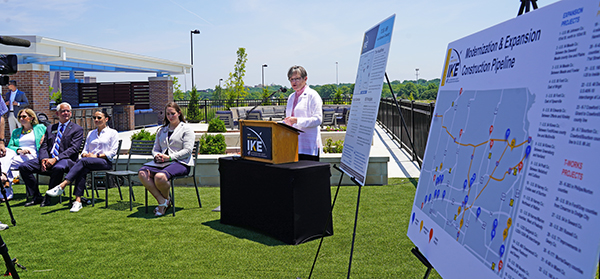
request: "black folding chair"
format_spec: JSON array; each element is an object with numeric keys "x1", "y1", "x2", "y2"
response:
[
  {"x1": 105, "y1": 140, "x2": 154, "y2": 211},
  {"x1": 88, "y1": 139, "x2": 123, "y2": 207}
]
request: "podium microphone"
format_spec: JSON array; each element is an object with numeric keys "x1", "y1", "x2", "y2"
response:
[
  {"x1": 0, "y1": 36, "x2": 31, "y2": 48},
  {"x1": 245, "y1": 87, "x2": 287, "y2": 120}
]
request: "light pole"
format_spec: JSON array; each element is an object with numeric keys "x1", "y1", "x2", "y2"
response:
[
  {"x1": 218, "y1": 78, "x2": 223, "y2": 99},
  {"x1": 336, "y1": 61, "x2": 339, "y2": 85},
  {"x1": 190, "y1": 29, "x2": 200, "y2": 89},
  {"x1": 415, "y1": 68, "x2": 419, "y2": 84},
  {"x1": 262, "y1": 64, "x2": 268, "y2": 89}
]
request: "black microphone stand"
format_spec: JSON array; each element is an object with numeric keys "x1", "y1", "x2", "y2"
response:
[{"x1": 245, "y1": 88, "x2": 287, "y2": 120}]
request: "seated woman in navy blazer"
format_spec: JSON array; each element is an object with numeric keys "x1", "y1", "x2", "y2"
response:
[
  {"x1": 138, "y1": 102, "x2": 194, "y2": 217},
  {"x1": 46, "y1": 109, "x2": 118, "y2": 212}
]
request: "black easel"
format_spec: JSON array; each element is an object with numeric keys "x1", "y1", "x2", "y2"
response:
[
  {"x1": 303, "y1": 164, "x2": 345, "y2": 279},
  {"x1": 299, "y1": 164, "x2": 363, "y2": 279},
  {"x1": 412, "y1": 247, "x2": 433, "y2": 279},
  {"x1": 384, "y1": 73, "x2": 421, "y2": 168},
  {"x1": 384, "y1": 73, "x2": 434, "y2": 276},
  {"x1": 517, "y1": 0, "x2": 538, "y2": 16}
]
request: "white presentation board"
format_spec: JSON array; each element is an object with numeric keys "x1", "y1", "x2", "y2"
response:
[
  {"x1": 407, "y1": 0, "x2": 600, "y2": 278},
  {"x1": 340, "y1": 15, "x2": 395, "y2": 186}
]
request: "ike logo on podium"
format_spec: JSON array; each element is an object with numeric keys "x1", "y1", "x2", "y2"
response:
[{"x1": 242, "y1": 126, "x2": 272, "y2": 160}]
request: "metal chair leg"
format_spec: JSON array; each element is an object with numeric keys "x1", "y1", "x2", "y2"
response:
[
  {"x1": 171, "y1": 180, "x2": 175, "y2": 216},
  {"x1": 194, "y1": 176, "x2": 201, "y2": 208}
]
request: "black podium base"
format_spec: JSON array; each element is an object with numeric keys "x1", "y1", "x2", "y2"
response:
[{"x1": 219, "y1": 157, "x2": 333, "y2": 245}]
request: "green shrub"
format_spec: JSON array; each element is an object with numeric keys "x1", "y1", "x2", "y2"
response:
[
  {"x1": 187, "y1": 87, "x2": 201, "y2": 123},
  {"x1": 131, "y1": 128, "x2": 156, "y2": 141},
  {"x1": 199, "y1": 133, "x2": 226, "y2": 154},
  {"x1": 207, "y1": 117, "x2": 227, "y2": 133},
  {"x1": 323, "y1": 138, "x2": 344, "y2": 153}
]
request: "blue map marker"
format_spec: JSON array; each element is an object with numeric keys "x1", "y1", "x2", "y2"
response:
[
  {"x1": 525, "y1": 145, "x2": 531, "y2": 158},
  {"x1": 443, "y1": 190, "x2": 446, "y2": 199},
  {"x1": 477, "y1": 207, "x2": 481, "y2": 218},
  {"x1": 464, "y1": 179, "x2": 467, "y2": 190},
  {"x1": 493, "y1": 219, "x2": 498, "y2": 228},
  {"x1": 491, "y1": 229, "x2": 496, "y2": 240},
  {"x1": 505, "y1": 129, "x2": 510, "y2": 140},
  {"x1": 499, "y1": 244, "x2": 505, "y2": 257}
]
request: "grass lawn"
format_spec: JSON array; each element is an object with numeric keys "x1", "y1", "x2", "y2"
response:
[{"x1": 0, "y1": 178, "x2": 441, "y2": 278}]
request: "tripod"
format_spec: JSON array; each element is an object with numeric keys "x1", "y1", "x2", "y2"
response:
[
  {"x1": 0, "y1": 234, "x2": 19, "y2": 278},
  {"x1": 0, "y1": 185, "x2": 16, "y2": 226}
]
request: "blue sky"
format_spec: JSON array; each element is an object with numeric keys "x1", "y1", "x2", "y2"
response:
[{"x1": 2, "y1": 0, "x2": 560, "y2": 91}]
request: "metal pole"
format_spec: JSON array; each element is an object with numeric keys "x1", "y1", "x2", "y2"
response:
[
  {"x1": 190, "y1": 30, "x2": 200, "y2": 89},
  {"x1": 336, "y1": 62, "x2": 339, "y2": 85}
]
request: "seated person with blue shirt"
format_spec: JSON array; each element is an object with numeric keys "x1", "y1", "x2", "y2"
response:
[
  {"x1": 21, "y1": 102, "x2": 84, "y2": 207},
  {"x1": 47, "y1": 109, "x2": 118, "y2": 212}
]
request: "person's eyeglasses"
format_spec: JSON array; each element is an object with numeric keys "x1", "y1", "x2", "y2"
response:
[
  {"x1": 289, "y1": 77, "x2": 304, "y2": 83},
  {"x1": 92, "y1": 116, "x2": 103, "y2": 120},
  {"x1": 18, "y1": 115, "x2": 29, "y2": 119},
  {"x1": 166, "y1": 112, "x2": 178, "y2": 116}
]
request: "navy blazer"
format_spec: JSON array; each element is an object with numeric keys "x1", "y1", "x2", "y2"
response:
[
  {"x1": 4, "y1": 89, "x2": 29, "y2": 117},
  {"x1": 39, "y1": 121, "x2": 84, "y2": 162}
]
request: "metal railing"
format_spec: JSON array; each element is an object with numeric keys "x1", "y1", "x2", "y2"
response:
[
  {"x1": 175, "y1": 97, "x2": 433, "y2": 166},
  {"x1": 377, "y1": 98, "x2": 435, "y2": 166},
  {"x1": 175, "y1": 97, "x2": 353, "y2": 123}
]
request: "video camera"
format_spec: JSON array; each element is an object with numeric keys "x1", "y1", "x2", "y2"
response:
[{"x1": 0, "y1": 36, "x2": 32, "y2": 86}]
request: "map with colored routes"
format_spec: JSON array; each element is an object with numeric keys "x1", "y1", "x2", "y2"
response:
[{"x1": 415, "y1": 88, "x2": 535, "y2": 274}]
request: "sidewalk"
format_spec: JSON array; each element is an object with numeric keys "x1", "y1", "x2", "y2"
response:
[
  {"x1": 117, "y1": 122, "x2": 421, "y2": 179},
  {"x1": 372, "y1": 124, "x2": 421, "y2": 178}
]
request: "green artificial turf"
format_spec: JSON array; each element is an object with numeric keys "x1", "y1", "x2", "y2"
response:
[{"x1": 0, "y1": 178, "x2": 442, "y2": 278}]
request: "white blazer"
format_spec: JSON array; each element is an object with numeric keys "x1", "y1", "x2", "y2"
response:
[
  {"x1": 285, "y1": 86, "x2": 323, "y2": 156},
  {"x1": 153, "y1": 122, "x2": 195, "y2": 166}
]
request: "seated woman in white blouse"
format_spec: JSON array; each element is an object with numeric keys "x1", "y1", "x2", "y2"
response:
[
  {"x1": 0, "y1": 108, "x2": 47, "y2": 200},
  {"x1": 46, "y1": 109, "x2": 118, "y2": 212}
]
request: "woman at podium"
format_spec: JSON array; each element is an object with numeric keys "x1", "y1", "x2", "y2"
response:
[{"x1": 284, "y1": 65, "x2": 323, "y2": 161}]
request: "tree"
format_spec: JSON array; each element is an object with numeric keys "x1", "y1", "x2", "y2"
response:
[
  {"x1": 172, "y1": 76, "x2": 185, "y2": 100},
  {"x1": 212, "y1": 85, "x2": 223, "y2": 100},
  {"x1": 49, "y1": 86, "x2": 61, "y2": 104},
  {"x1": 187, "y1": 86, "x2": 201, "y2": 123},
  {"x1": 224, "y1": 47, "x2": 248, "y2": 107}
]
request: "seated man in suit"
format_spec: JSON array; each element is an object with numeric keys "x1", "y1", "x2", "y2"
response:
[{"x1": 22, "y1": 102, "x2": 84, "y2": 207}]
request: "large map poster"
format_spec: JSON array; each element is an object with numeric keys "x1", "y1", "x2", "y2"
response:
[
  {"x1": 340, "y1": 15, "x2": 395, "y2": 185},
  {"x1": 407, "y1": 0, "x2": 600, "y2": 278}
]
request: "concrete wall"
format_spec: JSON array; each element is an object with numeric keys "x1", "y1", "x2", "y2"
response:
[{"x1": 114, "y1": 154, "x2": 388, "y2": 187}]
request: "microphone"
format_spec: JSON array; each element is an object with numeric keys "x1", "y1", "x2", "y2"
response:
[
  {"x1": 245, "y1": 87, "x2": 287, "y2": 120},
  {"x1": 0, "y1": 36, "x2": 31, "y2": 48}
]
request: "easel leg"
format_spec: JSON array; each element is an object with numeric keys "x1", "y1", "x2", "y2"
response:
[
  {"x1": 347, "y1": 178, "x2": 363, "y2": 279},
  {"x1": 411, "y1": 247, "x2": 433, "y2": 279},
  {"x1": 306, "y1": 165, "x2": 344, "y2": 279}
]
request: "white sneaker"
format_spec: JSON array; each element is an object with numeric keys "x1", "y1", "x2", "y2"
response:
[
  {"x1": 46, "y1": 186, "x2": 64, "y2": 197},
  {"x1": 0, "y1": 223, "x2": 8, "y2": 230},
  {"x1": 70, "y1": 201, "x2": 83, "y2": 213}
]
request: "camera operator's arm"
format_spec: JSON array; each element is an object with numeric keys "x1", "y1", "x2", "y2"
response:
[
  {"x1": 0, "y1": 115, "x2": 5, "y2": 157},
  {"x1": 0, "y1": 95, "x2": 8, "y2": 157}
]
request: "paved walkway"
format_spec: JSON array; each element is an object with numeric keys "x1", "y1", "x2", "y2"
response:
[{"x1": 118, "y1": 122, "x2": 421, "y2": 179}]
